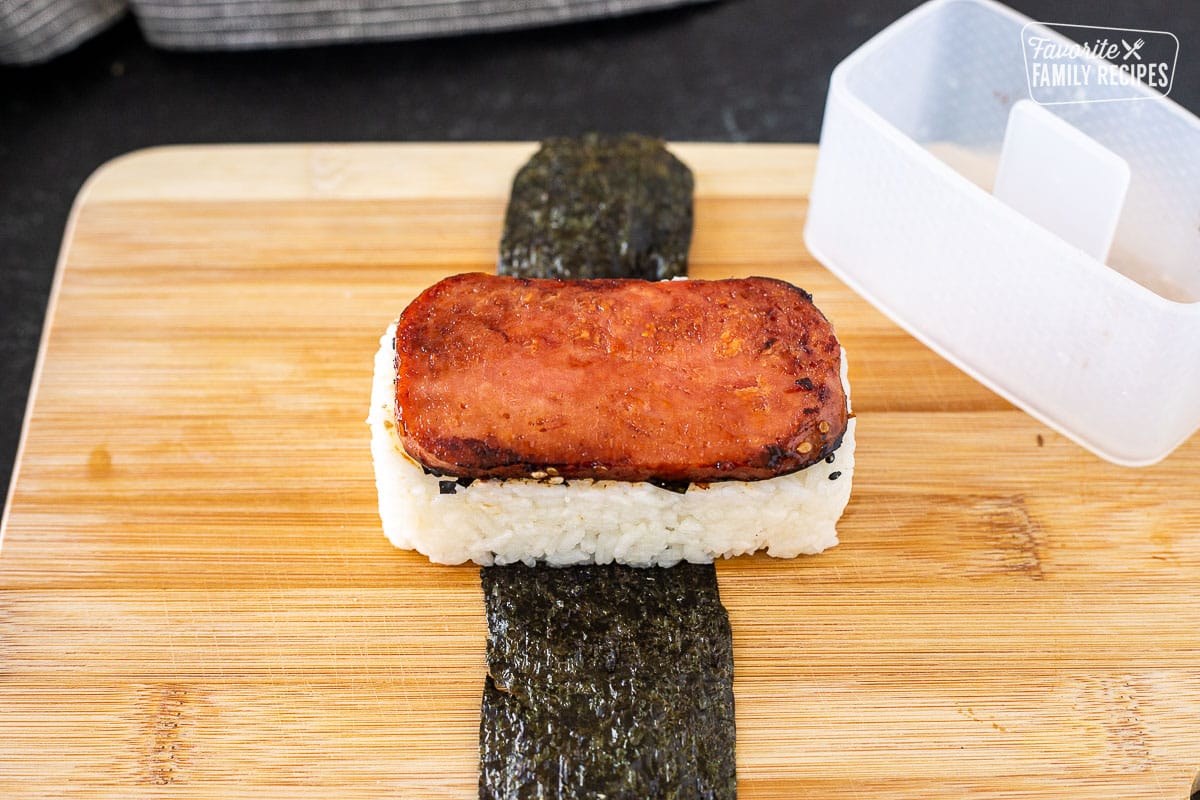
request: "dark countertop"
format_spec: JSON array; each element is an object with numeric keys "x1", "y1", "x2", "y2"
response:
[{"x1": 3, "y1": 0, "x2": 1199, "y2": 495}]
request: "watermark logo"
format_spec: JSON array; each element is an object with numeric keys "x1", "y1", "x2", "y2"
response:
[{"x1": 1021, "y1": 23, "x2": 1178, "y2": 105}]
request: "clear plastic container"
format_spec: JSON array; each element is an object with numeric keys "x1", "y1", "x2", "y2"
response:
[{"x1": 804, "y1": 0, "x2": 1200, "y2": 465}]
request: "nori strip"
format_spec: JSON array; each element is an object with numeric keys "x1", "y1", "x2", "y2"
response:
[
  {"x1": 479, "y1": 564, "x2": 736, "y2": 800},
  {"x1": 498, "y1": 133, "x2": 693, "y2": 281},
  {"x1": 480, "y1": 134, "x2": 735, "y2": 798}
]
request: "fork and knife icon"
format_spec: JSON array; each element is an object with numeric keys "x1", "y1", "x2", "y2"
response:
[{"x1": 1121, "y1": 37, "x2": 1145, "y2": 61}]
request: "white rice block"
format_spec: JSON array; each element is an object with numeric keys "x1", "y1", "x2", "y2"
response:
[{"x1": 368, "y1": 323, "x2": 855, "y2": 567}]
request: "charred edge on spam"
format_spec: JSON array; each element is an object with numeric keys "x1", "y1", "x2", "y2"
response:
[
  {"x1": 391, "y1": 362, "x2": 848, "y2": 491},
  {"x1": 434, "y1": 272, "x2": 815, "y2": 302},
  {"x1": 393, "y1": 392, "x2": 850, "y2": 493},
  {"x1": 405, "y1": 428, "x2": 848, "y2": 495}
]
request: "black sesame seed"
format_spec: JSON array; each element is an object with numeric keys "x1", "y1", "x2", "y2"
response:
[
  {"x1": 647, "y1": 478, "x2": 690, "y2": 494},
  {"x1": 795, "y1": 377, "x2": 815, "y2": 390},
  {"x1": 828, "y1": 471, "x2": 842, "y2": 481},
  {"x1": 438, "y1": 480, "x2": 458, "y2": 494},
  {"x1": 456, "y1": 477, "x2": 475, "y2": 489},
  {"x1": 825, "y1": 454, "x2": 836, "y2": 464}
]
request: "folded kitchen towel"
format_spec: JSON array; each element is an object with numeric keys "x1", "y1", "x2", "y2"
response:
[
  {"x1": 0, "y1": 0, "x2": 126, "y2": 64},
  {"x1": 134, "y1": 0, "x2": 716, "y2": 50},
  {"x1": 1, "y1": 0, "x2": 714, "y2": 64}
]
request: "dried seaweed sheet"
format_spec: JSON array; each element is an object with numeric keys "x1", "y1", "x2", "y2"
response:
[
  {"x1": 498, "y1": 133, "x2": 693, "y2": 281},
  {"x1": 479, "y1": 564, "x2": 736, "y2": 800},
  {"x1": 480, "y1": 134, "x2": 735, "y2": 798}
]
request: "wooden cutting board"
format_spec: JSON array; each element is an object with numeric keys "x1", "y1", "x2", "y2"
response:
[{"x1": 2, "y1": 144, "x2": 1198, "y2": 799}]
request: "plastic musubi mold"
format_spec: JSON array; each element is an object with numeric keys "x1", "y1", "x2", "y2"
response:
[{"x1": 805, "y1": 0, "x2": 1200, "y2": 465}]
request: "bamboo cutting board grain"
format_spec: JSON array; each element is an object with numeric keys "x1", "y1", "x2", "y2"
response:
[{"x1": 2, "y1": 143, "x2": 1198, "y2": 799}]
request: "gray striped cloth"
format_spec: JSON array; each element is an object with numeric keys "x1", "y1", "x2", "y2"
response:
[
  {"x1": 1, "y1": 0, "x2": 712, "y2": 64},
  {"x1": 1, "y1": 0, "x2": 125, "y2": 63}
]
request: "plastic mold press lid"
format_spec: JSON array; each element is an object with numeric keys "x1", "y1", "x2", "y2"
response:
[{"x1": 804, "y1": 0, "x2": 1200, "y2": 466}]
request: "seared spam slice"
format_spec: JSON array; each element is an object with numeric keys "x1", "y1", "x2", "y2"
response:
[{"x1": 394, "y1": 272, "x2": 847, "y2": 483}]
